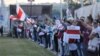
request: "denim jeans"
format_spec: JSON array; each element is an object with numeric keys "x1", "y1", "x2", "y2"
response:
[
  {"x1": 64, "y1": 43, "x2": 70, "y2": 56},
  {"x1": 58, "y1": 39, "x2": 63, "y2": 56},
  {"x1": 77, "y1": 43, "x2": 84, "y2": 56}
]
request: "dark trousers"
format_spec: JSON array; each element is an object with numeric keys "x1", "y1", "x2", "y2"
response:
[
  {"x1": 82, "y1": 43, "x2": 88, "y2": 56},
  {"x1": 54, "y1": 33, "x2": 58, "y2": 53},
  {"x1": 39, "y1": 35, "x2": 44, "y2": 44},
  {"x1": 45, "y1": 33, "x2": 51, "y2": 48},
  {"x1": 17, "y1": 31, "x2": 24, "y2": 38},
  {"x1": 21, "y1": 31, "x2": 24, "y2": 38},
  {"x1": 77, "y1": 43, "x2": 83, "y2": 56},
  {"x1": 70, "y1": 50, "x2": 78, "y2": 56},
  {"x1": 0, "y1": 30, "x2": 3, "y2": 36},
  {"x1": 88, "y1": 50, "x2": 98, "y2": 56},
  {"x1": 34, "y1": 31, "x2": 37, "y2": 41},
  {"x1": 14, "y1": 31, "x2": 18, "y2": 38}
]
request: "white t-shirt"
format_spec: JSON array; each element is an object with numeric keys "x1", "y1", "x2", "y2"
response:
[
  {"x1": 92, "y1": 26, "x2": 100, "y2": 37},
  {"x1": 17, "y1": 28, "x2": 22, "y2": 32},
  {"x1": 69, "y1": 43, "x2": 77, "y2": 51},
  {"x1": 91, "y1": 26, "x2": 100, "y2": 44}
]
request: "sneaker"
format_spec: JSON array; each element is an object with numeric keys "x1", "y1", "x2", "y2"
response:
[
  {"x1": 32, "y1": 40, "x2": 34, "y2": 42},
  {"x1": 58, "y1": 53, "x2": 61, "y2": 56},
  {"x1": 39, "y1": 44, "x2": 44, "y2": 47},
  {"x1": 47, "y1": 47, "x2": 51, "y2": 50}
]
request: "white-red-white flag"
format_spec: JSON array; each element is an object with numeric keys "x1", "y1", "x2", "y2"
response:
[
  {"x1": 63, "y1": 25, "x2": 80, "y2": 43},
  {"x1": 16, "y1": 4, "x2": 25, "y2": 21},
  {"x1": 66, "y1": 25, "x2": 80, "y2": 39}
]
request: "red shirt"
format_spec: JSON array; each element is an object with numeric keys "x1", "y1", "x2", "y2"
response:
[{"x1": 57, "y1": 31, "x2": 63, "y2": 39}]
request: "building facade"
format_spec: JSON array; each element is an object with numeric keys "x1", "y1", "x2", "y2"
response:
[
  {"x1": 10, "y1": 5, "x2": 52, "y2": 17},
  {"x1": 0, "y1": 0, "x2": 10, "y2": 33}
]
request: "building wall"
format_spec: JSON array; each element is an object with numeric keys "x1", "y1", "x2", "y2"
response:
[
  {"x1": 0, "y1": 7, "x2": 10, "y2": 33},
  {"x1": 10, "y1": 5, "x2": 52, "y2": 17},
  {"x1": 21, "y1": 5, "x2": 42, "y2": 16}
]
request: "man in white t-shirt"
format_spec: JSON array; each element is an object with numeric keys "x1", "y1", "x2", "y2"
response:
[
  {"x1": 90, "y1": 21, "x2": 100, "y2": 40},
  {"x1": 88, "y1": 21, "x2": 100, "y2": 56}
]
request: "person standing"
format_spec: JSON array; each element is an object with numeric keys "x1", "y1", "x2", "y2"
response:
[
  {"x1": 33, "y1": 24, "x2": 38, "y2": 41},
  {"x1": 44, "y1": 24, "x2": 51, "y2": 48},
  {"x1": 17, "y1": 23, "x2": 23, "y2": 38},
  {"x1": 77, "y1": 15, "x2": 93, "y2": 56},
  {"x1": 13, "y1": 25, "x2": 18, "y2": 38},
  {"x1": 88, "y1": 19, "x2": 100, "y2": 56},
  {"x1": 0, "y1": 25, "x2": 3, "y2": 36},
  {"x1": 54, "y1": 30, "x2": 59, "y2": 54}
]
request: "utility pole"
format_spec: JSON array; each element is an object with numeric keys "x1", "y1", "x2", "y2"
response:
[
  {"x1": 80, "y1": 0, "x2": 84, "y2": 7},
  {"x1": 64, "y1": 0, "x2": 69, "y2": 19},
  {"x1": 80, "y1": 0, "x2": 84, "y2": 18},
  {"x1": 60, "y1": 0, "x2": 63, "y2": 19},
  {"x1": 66, "y1": 0, "x2": 69, "y2": 19}
]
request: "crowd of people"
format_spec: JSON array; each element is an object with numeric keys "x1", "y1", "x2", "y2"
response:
[{"x1": 11, "y1": 15, "x2": 100, "y2": 56}]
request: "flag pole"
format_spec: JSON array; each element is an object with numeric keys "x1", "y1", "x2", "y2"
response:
[{"x1": 80, "y1": 0, "x2": 83, "y2": 7}]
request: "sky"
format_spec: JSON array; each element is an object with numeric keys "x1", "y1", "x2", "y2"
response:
[{"x1": 3, "y1": 0, "x2": 61, "y2": 6}]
